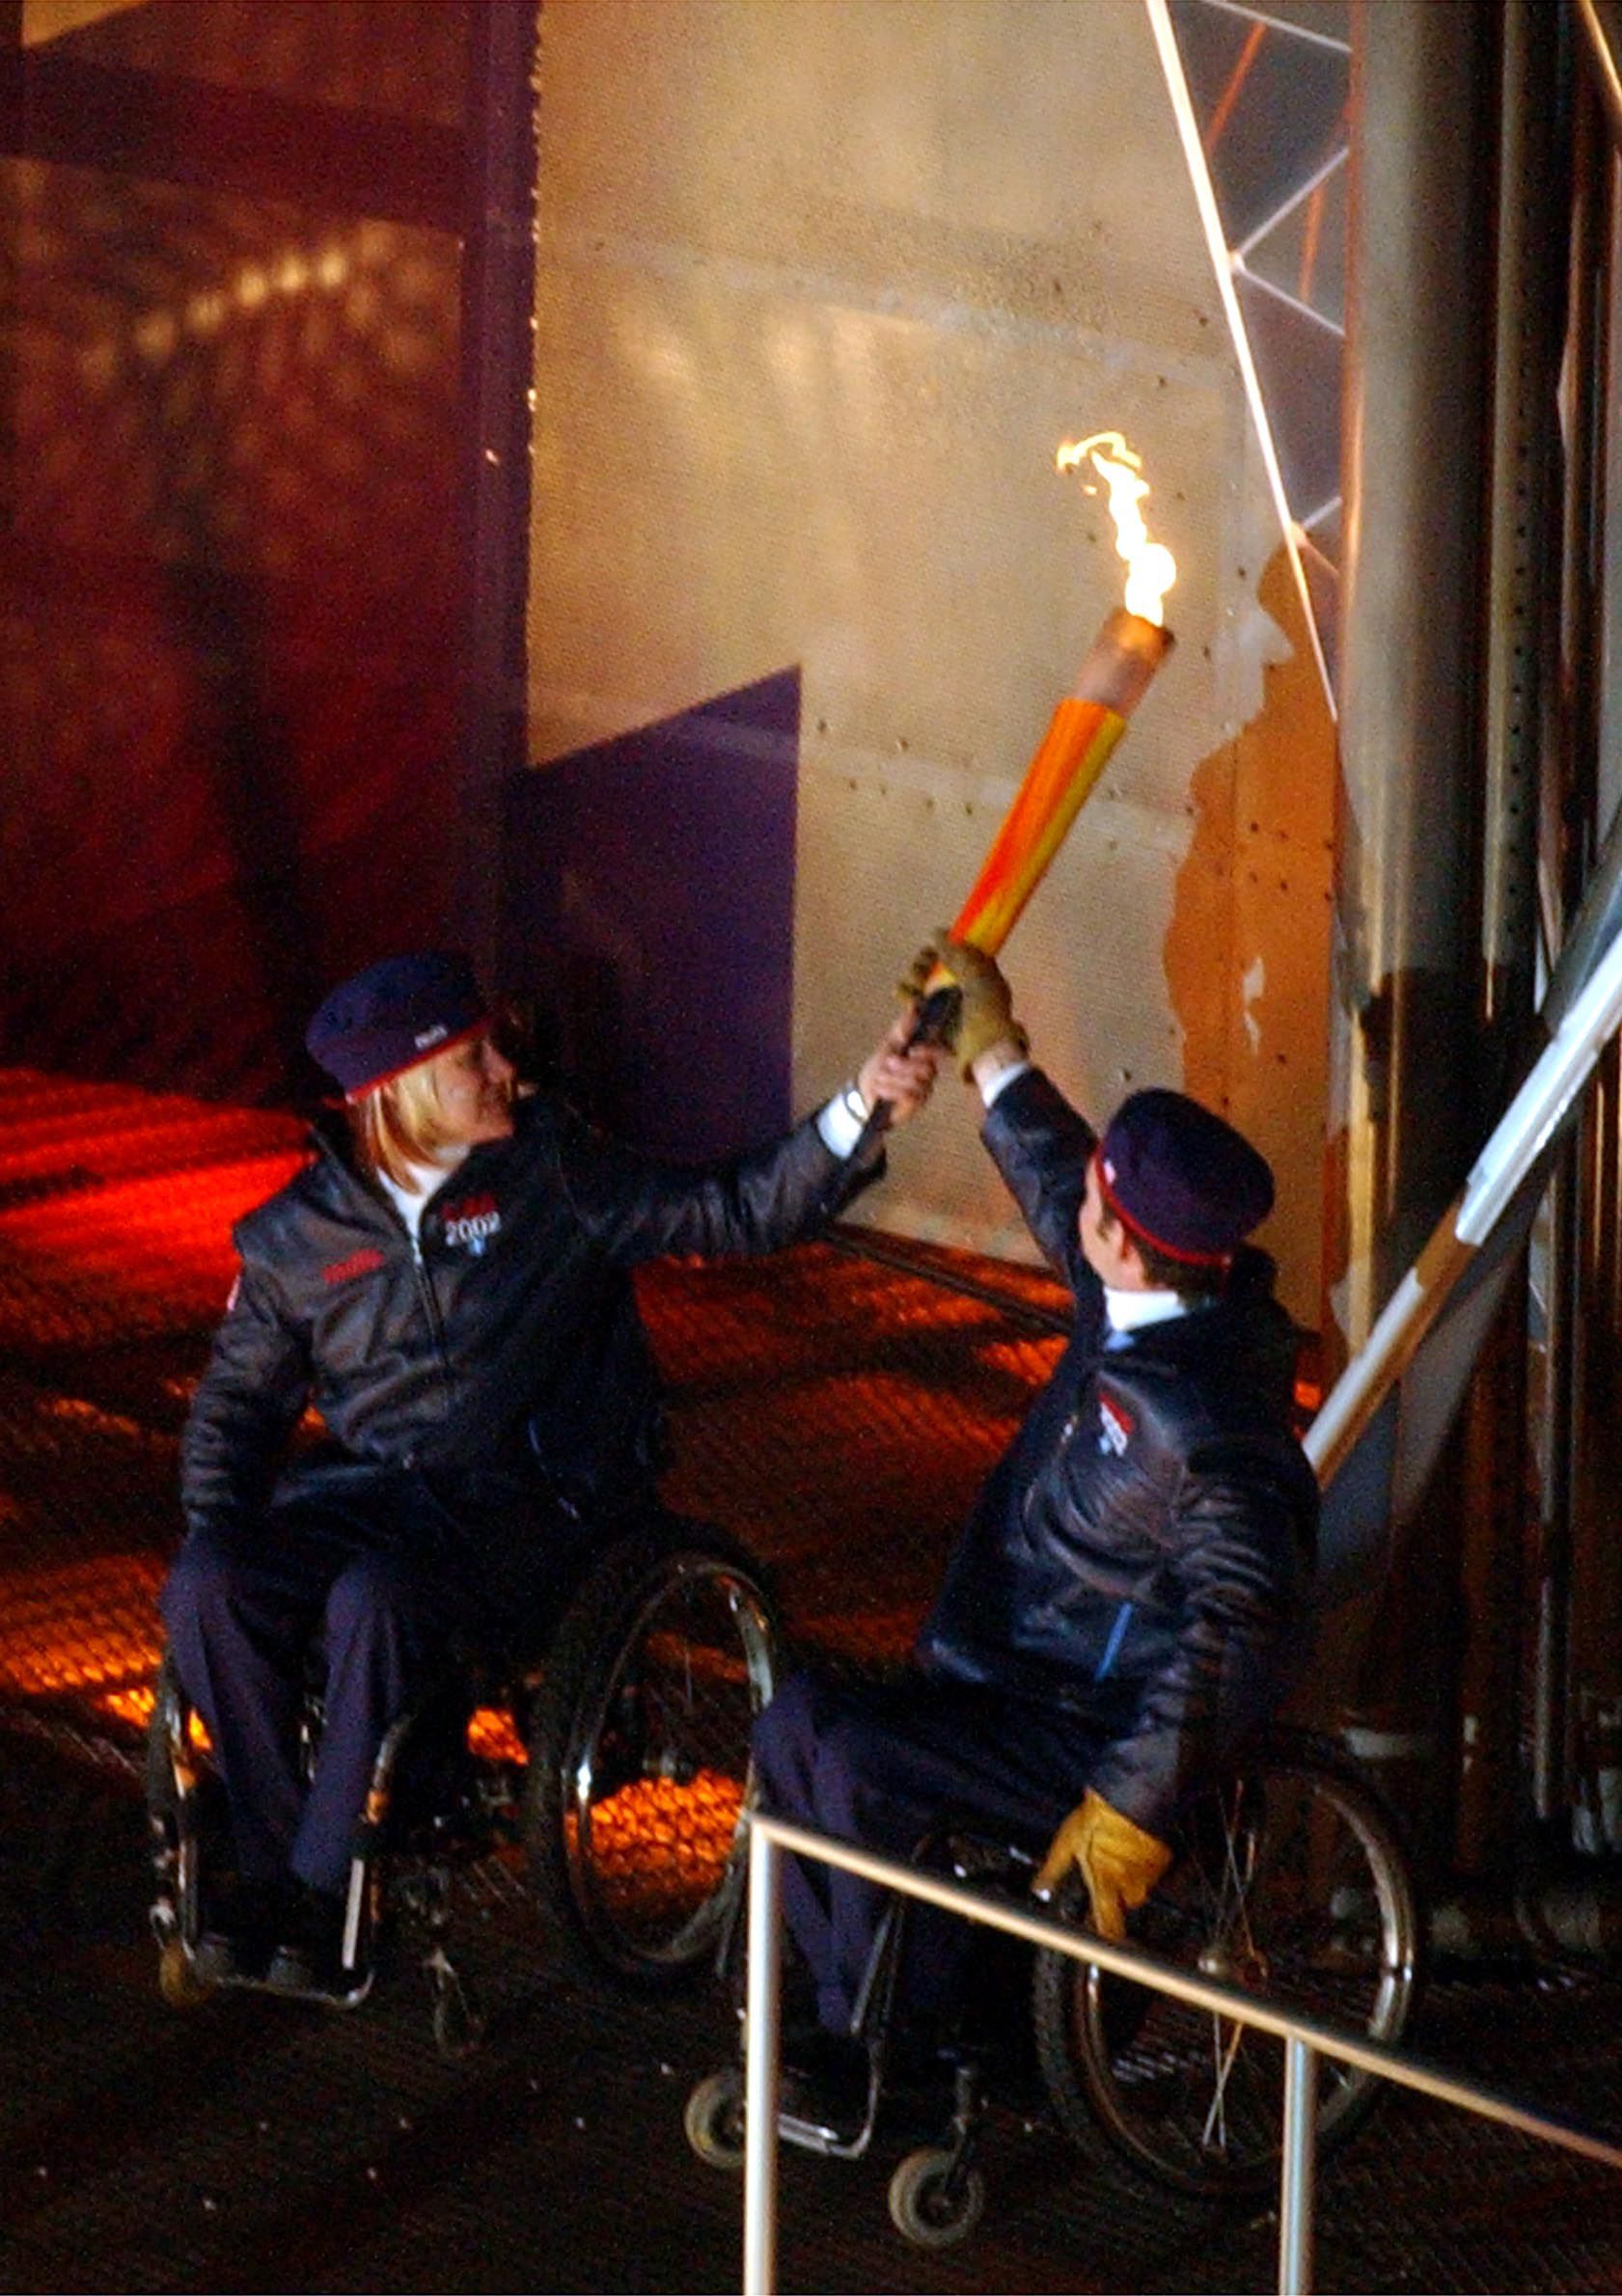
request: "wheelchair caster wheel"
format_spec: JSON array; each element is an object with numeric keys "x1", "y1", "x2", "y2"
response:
[
  {"x1": 887, "y1": 2146, "x2": 985, "y2": 2250},
  {"x1": 157, "y1": 1936, "x2": 215, "y2": 2010},
  {"x1": 427, "y1": 1958, "x2": 486, "y2": 2062},
  {"x1": 683, "y1": 2069, "x2": 746, "y2": 2171}
]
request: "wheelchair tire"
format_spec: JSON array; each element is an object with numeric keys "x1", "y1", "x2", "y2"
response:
[
  {"x1": 145, "y1": 1648, "x2": 188, "y2": 1822},
  {"x1": 522, "y1": 1517, "x2": 781, "y2": 1989},
  {"x1": 887, "y1": 2146, "x2": 986, "y2": 2250},
  {"x1": 683, "y1": 2069, "x2": 747, "y2": 2171},
  {"x1": 428, "y1": 1959, "x2": 487, "y2": 2062},
  {"x1": 147, "y1": 1648, "x2": 216, "y2": 1968},
  {"x1": 146, "y1": 1646, "x2": 311, "y2": 1847},
  {"x1": 156, "y1": 1935, "x2": 215, "y2": 2009},
  {"x1": 1031, "y1": 1728, "x2": 1423, "y2": 2200},
  {"x1": 147, "y1": 1653, "x2": 213, "y2": 1827}
]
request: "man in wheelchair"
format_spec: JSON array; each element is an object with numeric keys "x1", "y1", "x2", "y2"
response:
[
  {"x1": 159, "y1": 947, "x2": 937, "y2": 1998},
  {"x1": 750, "y1": 933, "x2": 1320, "y2": 2131}
]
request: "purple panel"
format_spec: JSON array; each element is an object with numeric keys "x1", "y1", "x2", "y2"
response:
[{"x1": 499, "y1": 671, "x2": 800, "y2": 1162}]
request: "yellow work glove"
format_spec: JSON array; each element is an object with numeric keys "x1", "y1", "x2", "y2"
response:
[
  {"x1": 1032, "y1": 1788, "x2": 1173, "y2": 1942},
  {"x1": 896, "y1": 930, "x2": 1028, "y2": 1081}
]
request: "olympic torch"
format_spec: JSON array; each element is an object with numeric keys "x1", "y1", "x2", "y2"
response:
[{"x1": 903, "y1": 432, "x2": 1177, "y2": 1055}]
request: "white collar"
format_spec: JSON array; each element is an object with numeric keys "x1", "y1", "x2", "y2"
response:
[
  {"x1": 380, "y1": 1158, "x2": 450, "y2": 1207},
  {"x1": 1103, "y1": 1284, "x2": 1189, "y2": 1335}
]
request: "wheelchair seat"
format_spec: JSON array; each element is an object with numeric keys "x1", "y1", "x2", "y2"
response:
[{"x1": 148, "y1": 1508, "x2": 782, "y2": 2055}]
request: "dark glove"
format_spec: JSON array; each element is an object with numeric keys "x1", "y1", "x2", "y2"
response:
[
  {"x1": 899, "y1": 930, "x2": 1027, "y2": 1080},
  {"x1": 1032, "y1": 1788, "x2": 1173, "y2": 1941}
]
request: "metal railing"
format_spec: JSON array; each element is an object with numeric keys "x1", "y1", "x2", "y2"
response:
[{"x1": 741, "y1": 1812, "x2": 1622, "y2": 2296}]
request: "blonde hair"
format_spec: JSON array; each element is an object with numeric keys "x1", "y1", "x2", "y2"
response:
[{"x1": 347, "y1": 1060, "x2": 462, "y2": 1187}]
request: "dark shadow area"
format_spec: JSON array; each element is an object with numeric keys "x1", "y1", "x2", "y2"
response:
[
  {"x1": 1, "y1": 5, "x2": 468, "y2": 1107},
  {"x1": 500, "y1": 671, "x2": 800, "y2": 1162}
]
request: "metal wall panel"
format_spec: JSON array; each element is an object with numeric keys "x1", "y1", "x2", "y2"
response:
[{"x1": 526, "y1": 0, "x2": 1332, "y2": 1322}]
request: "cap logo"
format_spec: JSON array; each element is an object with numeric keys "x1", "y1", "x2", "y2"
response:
[{"x1": 413, "y1": 1023, "x2": 450, "y2": 1051}]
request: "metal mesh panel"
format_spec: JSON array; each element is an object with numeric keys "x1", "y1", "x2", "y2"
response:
[
  {"x1": 0, "y1": 1070, "x2": 1063, "y2": 1753},
  {"x1": 8, "y1": 1075, "x2": 1622, "y2": 2294}
]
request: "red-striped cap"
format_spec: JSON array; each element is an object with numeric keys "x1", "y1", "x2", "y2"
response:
[
  {"x1": 1096, "y1": 1089, "x2": 1273, "y2": 1268},
  {"x1": 305, "y1": 951, "x2": 488, "y2": 1100}
]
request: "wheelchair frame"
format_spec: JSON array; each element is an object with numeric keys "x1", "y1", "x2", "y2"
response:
[
  {"x1": 148, "y1": 1513, "x2": 782, "y2": 2055},
  {"x1": 685, "y1": 1724, "x2": 1424, "y2": 2248}
]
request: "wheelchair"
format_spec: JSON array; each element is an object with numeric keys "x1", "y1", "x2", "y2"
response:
[
  {"x1": 684, "y1": 1724, "x2": 1424, "y2": 2248},
  {"x1": 148, "y1": 1510, "x2": 782, "y2": 2055}
]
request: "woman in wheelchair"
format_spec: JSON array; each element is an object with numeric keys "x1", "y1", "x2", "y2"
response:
[
  {"x1": 740, "y1": 933, "x2": 1320, "y2": 2134},
  {"x1": 158, "y1": 947, "x2": 937, "y2": 2000}
]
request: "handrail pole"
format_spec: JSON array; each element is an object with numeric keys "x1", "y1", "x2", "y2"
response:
[
  {"x1": 742, "y1": 1831, "x2": 782, "y2": 2296},
  {"x1": 1278, "y1": 2036, "x2": 1318, "y2": 2296},
  {"x1": 751, "y1": 1814, "x2": 1622, "y2": 2156},
  {"x1": 737, "y1": 1813, "x2": 1622, "y2": 2294}
]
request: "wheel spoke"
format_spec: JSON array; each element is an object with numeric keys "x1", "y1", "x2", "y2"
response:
[
  {"x1": 1200, "y1": 2012, "x2": 1245, "y2": 2155},
  {"x1": 1033, "y1": 1734, "x2": 1421, "y2": 2199},
  {"x1": 524, "y1": 1530, "x2": 779, "y2": 1985}
]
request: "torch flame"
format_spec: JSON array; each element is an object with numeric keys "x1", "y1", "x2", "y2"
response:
[{"x1": 1057, "y1": 430, "x2": 1177, "y2": 626}]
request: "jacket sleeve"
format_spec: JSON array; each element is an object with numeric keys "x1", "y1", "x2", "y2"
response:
[
  {"x1": 1086, "y1": 1443, "x2": 1314, "y2": 1837},
  {"x1": 178, "y1": 1257, "x2": 314, "y2": 1542},
  {"x1": 980, "y1": 1068, "x2": 1096, "y2": 1283},
  {"x1": 552, "y1": 1103, "x2": 884, "y2": 1266}
]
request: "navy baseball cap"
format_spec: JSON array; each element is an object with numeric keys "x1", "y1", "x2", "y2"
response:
[
  {"x1": 1096, "y1": 1088, "x2": 1274, "y2": 1267},
  {"x1": 305, "y1": 951, "x2": 489, "y2": 1100}
]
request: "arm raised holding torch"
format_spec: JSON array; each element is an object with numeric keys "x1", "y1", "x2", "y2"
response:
[
  {"x1": 740, "y1": 971, "x2": 1314, "y2": 2103},
  {"x1": 701, "y1": 452, "x2": 1316, "y2": 2102}
]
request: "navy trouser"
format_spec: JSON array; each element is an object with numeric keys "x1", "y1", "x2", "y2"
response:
[
  {"x1": 160, "y1": 1467, "x2": 588, "y2": 1894},
  {"x1": 752, "y1": 1666, "x2": 1107, "y2": 2036}
]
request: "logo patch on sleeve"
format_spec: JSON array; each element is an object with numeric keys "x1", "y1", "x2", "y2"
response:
[
  {"x1": 1098, "y1": 1392, "x2": 1136, "y2": 1457},
  {"x1": 322, "y1": 1246, "x2": 386, "y2": 1286}
]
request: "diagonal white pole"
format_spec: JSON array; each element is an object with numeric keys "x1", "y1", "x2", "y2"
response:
[
  {"x1": 1306, "y1": 914, "x2": 1622, "y2": 1484},
  {"x1": 1142, "y1": 0, "x2": 1336, "y2": 718}
]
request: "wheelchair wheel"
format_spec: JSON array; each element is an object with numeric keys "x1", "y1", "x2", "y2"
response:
[
  {"x1": 1031, "y1": 1729, "x2": 1423, "y2": 2200},
  {"x1": 147, "y1": 1649, "x2": 214, "y2": 1970},
  {"x1": 147, "y1": 1645, "x2": 319, "y2": 1844},
  {"x1": 147, "y1": 1648, "x2": 207, "y2": 1823},
  {"x1": 887, "y1": 2146, "x2": 986, "y2": 2250},
  {"x1": 156, "y1": 1933, "x2": 215, "y2": 2009},
  {"x1": 683, "y1": 2068, "x2": 747, "y2": 2171},
  {"x1": 427, "y1": 1951, "x2": 487, "y2": 2062},
  {"x1": 522, "y1": 1518, "x2": 780, "y2": 1989}
]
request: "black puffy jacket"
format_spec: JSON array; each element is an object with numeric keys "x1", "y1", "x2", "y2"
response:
[
  {"x1": 915, "y1": 1068, "x2": 1318, "y2": 1838},
  {"x1": 180, "y1": 1089, "x2": 879, "y2": 1540}
]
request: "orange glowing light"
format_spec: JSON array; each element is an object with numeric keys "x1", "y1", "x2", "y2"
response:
[
  {"x1": 469, "y1": 1706, "x2": 527, "y2": 1763},
  {"x1": 930, "y1": 435, "x2": 1175, "y2": 966},
  {"x1": 564, "y1": 1772, "x2": 744, "y2": 1914},
  {"x1": 1056, "y1": 431, "x2": 1178, "y2": 624}
]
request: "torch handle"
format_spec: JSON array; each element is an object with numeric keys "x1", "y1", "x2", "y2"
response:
[
  {"x1": 849, "y1": 982, "x2": 963, "y2": 1156},
  {"x1": 905, "y1": 981, "x2": 965, "y2": 1052},
  {"x1": 846, "y1": 613, "x2": 1171, "y2": 1162}
]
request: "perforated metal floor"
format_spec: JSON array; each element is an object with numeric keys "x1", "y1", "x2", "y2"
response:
[{"x1": 4, "y1": 1072, "x2": 1622, "y2": 2294}]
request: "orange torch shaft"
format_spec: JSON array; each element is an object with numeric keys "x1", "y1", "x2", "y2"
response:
[{"x1": 949, "y1": 607, "x2": 1174, "y2": 957}]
